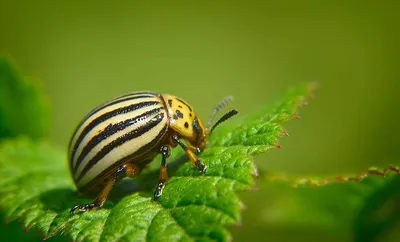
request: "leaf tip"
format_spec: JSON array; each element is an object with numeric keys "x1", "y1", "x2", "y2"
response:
[
  {"x1": 387, "y1": 165, "x2": 400, "y2": 174},
  {"x1": 293, "y1": 113, "x2": 301, "y2": 119},
  {"x1": 280, "y1": 129, "x2": 290, "y2": 136}
]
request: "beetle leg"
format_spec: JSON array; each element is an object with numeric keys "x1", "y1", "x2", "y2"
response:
[
  {"x1": 70, "y1": 178, "x2": 116, "y2": 214},
  {"x1": 124, "y1": 163, "x2": 142, "y2": 178},
  {"x1": 187, "y1": 143, "x2": 202, "y2": 154},
  {"x1": 70, "y1": 165, "x2": 127, "y2": 214},
  {"x1": 153, "y1": 145, "x2": 171, "y2": 200},
  {"x1": 172, "y1": 135, "x2": 207, "y2": 174}
]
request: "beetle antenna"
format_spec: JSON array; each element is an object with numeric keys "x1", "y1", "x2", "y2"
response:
[
  {"x1": 207, "y1": 96, "x2": 234, "y2": 129},
  {"x1": 209, "y1": 110, "x2": 238, "y2": 134}
]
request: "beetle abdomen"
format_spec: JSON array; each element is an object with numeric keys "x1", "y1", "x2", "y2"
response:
[{"x1": 69, "y1": 92, "x2": 168, "y2": 189}]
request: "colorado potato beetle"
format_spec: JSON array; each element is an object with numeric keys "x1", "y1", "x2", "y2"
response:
[{"x1": 69, "y1": 91, "x2": 237, "y2": 213}]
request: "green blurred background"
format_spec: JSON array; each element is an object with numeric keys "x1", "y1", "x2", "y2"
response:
[{"x1": 1, "y1": 1, "x2": 399, "y2": 241}]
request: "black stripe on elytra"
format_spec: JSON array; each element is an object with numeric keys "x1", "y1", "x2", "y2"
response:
[
  {"x1": 73, "y1": 107, "x2": 164, "y2": 172},
  {"x1": 71, "y1": 100, "x2": 160, "y2": 165},
  {"x1": 105, "y1": 92, "x2": 158, "y2": 103},
  {"x1": 77, "y1": 112, "x2": 165, "y2": 181},
  {"x1": 68, "y1": 94, "x2": 155, "y2": 154},
  {"x1": 79, "y1": 124, "x2": 168, "y2": 190},
  {"x1": 176, "y1": 98, "x2": 192, "y2": 111},
  {"x1": 87, "y1": 95, "x2": 155, "y2": 120}
]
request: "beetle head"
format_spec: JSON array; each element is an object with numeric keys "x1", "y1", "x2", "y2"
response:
[{"x1": 163, "y1": 94, "x2": 237, "y2": 152}]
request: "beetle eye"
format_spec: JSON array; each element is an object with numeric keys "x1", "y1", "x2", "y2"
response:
[{"x1": 192, "y1": 118, "x2": 203, "y2": 142}]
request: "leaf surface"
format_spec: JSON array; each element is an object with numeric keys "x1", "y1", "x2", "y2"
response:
[
  {"x1": 0, "y1": 83, "x2": 315, "y2": 241},
  {"x1": 0, "y1": 55, "x2": 51, "y2": 139}
]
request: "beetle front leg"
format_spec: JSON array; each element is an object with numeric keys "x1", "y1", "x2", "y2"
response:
[
  {"x1": 154, "y1": 145, "x2": 171, "y2": 200},
  {"x1": 172, "y1": 135, "x2": 207, "y2": 174}
]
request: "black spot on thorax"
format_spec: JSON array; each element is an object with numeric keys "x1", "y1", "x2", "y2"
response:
[{"x1": 176, "y1": 110, "x2": 184, "y2": 119}]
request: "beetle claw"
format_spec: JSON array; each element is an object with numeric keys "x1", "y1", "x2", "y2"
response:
[
  {"x1": 197, "y1": 162, "x2": 207, "y2": 174},
  {"x1": 153, "y1": 182, "x2": 166, "y2": 200},
  {"x1": 70, "y1": 204, "x2": 93, "y2": 214},
  {"x1": 202, "y1": 166, "x2": 207, "y2": 174},
  {"x1": 70, "y1": 200, "x2": 104, "y2": 214}
]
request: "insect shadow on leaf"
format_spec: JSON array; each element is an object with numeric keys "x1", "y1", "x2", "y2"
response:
[{"x1": 38, "y1": 153, "x2": 190, "y2": 214}]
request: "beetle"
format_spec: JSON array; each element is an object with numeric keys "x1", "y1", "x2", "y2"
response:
[{"x1": 69, "y1": 91, "x2": 238, "y2": 213}]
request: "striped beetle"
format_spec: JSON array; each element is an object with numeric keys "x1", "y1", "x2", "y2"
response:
[{"x1": 69, "y1": 91, "x2": 237, "y2": 213}]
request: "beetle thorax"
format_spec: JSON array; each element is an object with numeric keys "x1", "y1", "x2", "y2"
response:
[{"x1": 161, "y1": 94, "x2": 207, "y2": 148}]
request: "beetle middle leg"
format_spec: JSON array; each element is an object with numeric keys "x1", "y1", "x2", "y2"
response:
[
  {"x1": 172, "y1": 135, "x2": 207, "y2": 174},
  {"x1": 153, "y1": 145, "x2": 171, "y2": 200},
  {"x1": 70, "y1": 164, "x2": 140, "y2": 214}
]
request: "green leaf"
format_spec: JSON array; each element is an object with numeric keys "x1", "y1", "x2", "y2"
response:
[
  {"x1": 0, "y1": 83, "x2": 314, "y2": 241},
  {"x1": 0, "y1": 55, "x2": 51, "y2": 139},
  {"x1": 263, "y1": 165, "x2": 400, "y2": 188},
  {"x1": 354, "y1": 174, "x2": 400, "y2": 242},
  {"x1": 245, "y1": 166, "x2": 400, "y2": 240}
]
